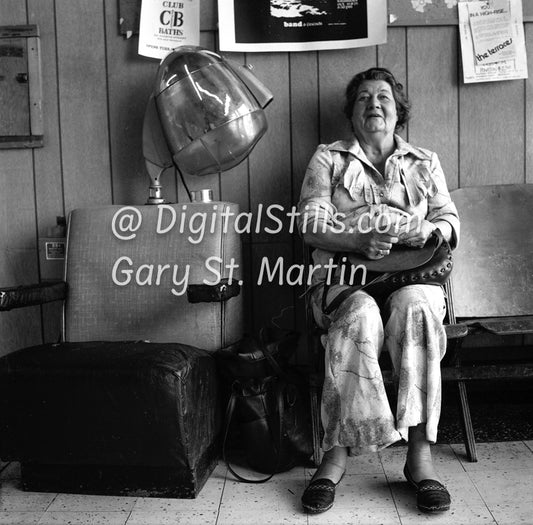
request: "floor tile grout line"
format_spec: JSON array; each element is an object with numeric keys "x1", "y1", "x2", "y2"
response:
[
  {"x1": 463, "y1": 465, "x2": 502, "y2": 525},
  {"x1": 447, "y1": 443, "x2": 503, "y2": 524},
  {"x1": 302, "y1": 466, "x2": 310, "y2": 525},
  {"x1": 523, "y1": 439, "x2": 533, "y2": 454},
  {"x1": 384, "y1": 472, "x2": 405, "y2": 524},
  {"x1": 214, "y1": 465, "x2": 229, "y2": 525},
  {"x1": 35, "y1": 509, "x2": 134, "y2": 525},
  {"x1": 41, "y1": 491, "x2": 59, "y2": 514},
  {"x1": 378, "y1": 450, "x2": 404, "y2": 525},
  {"x1": 448, "y1": 442, "x2": 468, "y2": 472},
  {"x1": 124, "y1": 507, "x2": 134, "y2": 524}
]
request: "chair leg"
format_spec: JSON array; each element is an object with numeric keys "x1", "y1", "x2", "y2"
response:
[
  {"x1": 457, "y1": 380, "x2": 477, "y2": 462},
  {"x1": 309, "y1": 381, "x2": 323, "y2": 467}
]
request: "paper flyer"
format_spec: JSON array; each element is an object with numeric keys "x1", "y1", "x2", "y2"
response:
[
  {"x1": 218, "y1": 0, "x2": 387, "y2": 52},
  {"x1": 458, "y1": 0, "x2": 527, "y2": 83},
  {"x1": 138, "y1": 0, "x2": 200, "y2": 59}
]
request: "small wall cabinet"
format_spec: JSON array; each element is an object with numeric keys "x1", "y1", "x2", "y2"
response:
[{"x1": 0, "y1": 25, "x2": 43, "y2": 149}]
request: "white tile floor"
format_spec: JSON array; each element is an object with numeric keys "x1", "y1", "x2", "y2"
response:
[{"x1": 1, "y1": 441, "x2": 533, "y2": 525}]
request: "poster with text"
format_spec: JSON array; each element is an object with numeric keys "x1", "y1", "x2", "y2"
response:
[
  {"x1": 458, "y1": 0, "x2": 527, "y2": 83},
  {"x1": 138, "y1": 0, "x2": 200, "y2": 59},
  {"x1": 218, "y1": 0, "x2": 387, "y2": 52}
]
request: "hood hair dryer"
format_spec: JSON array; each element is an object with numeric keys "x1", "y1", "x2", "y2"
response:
[{"x1": 142, "y1": 45, "x2": 273, "y2": 204}]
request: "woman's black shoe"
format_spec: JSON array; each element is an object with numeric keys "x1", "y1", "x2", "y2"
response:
[
  {"x1": 403, "y1": 464, "x2": 451, "y2": 513},
  {"x1": 301, "y1": 478, "x2": 338, "y2": 514}
]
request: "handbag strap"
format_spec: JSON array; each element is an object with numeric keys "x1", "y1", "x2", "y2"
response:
[
  {"x1": 320, "y1": 253, "x2": 392, "y2": 315},
  {"x1": 222, "y1": 379, "x2": 285, "y2": 483},
  {"x1": 321, "y1": 273, "x2": 392, "y2": 316}
]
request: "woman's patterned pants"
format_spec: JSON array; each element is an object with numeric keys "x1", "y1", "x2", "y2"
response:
[{"x1": 311, "y1": 283, "x2": 447, "y2": 455}]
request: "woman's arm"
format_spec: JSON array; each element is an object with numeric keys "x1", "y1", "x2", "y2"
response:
[
  {"x1": 302, "y1": 223, "x2": 399, "y2": 258},
  {"x1": 400, "y1": 153, "x2": 459, "y2": 248},
  {"x1": 425, "y1": 153, "x2": 460, "y2": 247},
  {"x1": 297, "y1": 147, "x2": 398, "y2": 259},
  {"x1": 432, "y1": 220, "x2": 453, "y2": 243}
]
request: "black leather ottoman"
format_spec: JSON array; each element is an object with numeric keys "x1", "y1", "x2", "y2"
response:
[{"x1": 0, "y1": 341, "x2": 220, "y2": 498}]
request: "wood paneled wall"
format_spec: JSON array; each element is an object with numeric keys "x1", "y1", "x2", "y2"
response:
[{"x1": 1, "y1": 0, "x2": 532, "y2": 356}]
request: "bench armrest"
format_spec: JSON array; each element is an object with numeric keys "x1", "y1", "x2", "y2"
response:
[
  {"x1": 445, "y1": 323, "x2": 469, "y2": 340},
  {"x1": 0, "y1": 281, "x2": 67, "y2": 311},
  {"x1": 469, "y1": 316, "x2": 533, "y2": 336}
]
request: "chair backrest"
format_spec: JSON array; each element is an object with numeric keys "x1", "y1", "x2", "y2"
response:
[
  {"x1": 63, "y1": 203, "x2": 243, "y2": 351},
  {"x1": 449, "y1": 184, "x2": 533, "y2": 320}
]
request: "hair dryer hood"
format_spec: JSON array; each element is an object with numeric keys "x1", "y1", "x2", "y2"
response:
[{"x1": 153, "y1": 46, "x2": 272, "y2": 176}]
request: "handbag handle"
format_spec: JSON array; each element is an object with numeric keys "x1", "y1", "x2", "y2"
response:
[
  {"x1": 259, "y1": 331, "x2": 308, "y2": 390},
  {"x1": 222, "y1": 378, "x2": 286, "y2": 483}
]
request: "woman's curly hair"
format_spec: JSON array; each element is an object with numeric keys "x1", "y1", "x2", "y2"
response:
[{"x1": 343, "y1": 67, "x2": 411, "y2": 131}]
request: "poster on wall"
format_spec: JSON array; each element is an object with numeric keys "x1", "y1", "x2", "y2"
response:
[
  {"x1": 138, "y1": 0, "x2": 200, "y2": 59},
  {"x1": 218, "y1": 0, "x2": 387, "y2": 52},
  {"x1": 458, "y1": 0, "x2": 528, "y2": 83}
]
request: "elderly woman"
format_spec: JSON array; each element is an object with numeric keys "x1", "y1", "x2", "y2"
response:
[{"x1": 298, "y1": 67, "x2": 459, "y2": 514}]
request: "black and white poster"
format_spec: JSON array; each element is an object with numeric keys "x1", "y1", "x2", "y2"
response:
[{"x1": 218, "y1": 0, "x2": 387, "y2": 52}]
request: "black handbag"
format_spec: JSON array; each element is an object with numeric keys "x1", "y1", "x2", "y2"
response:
[
  {"x1": 322, "y1": 230, "x2": 453, "y2": 315},
  {"x1": 216, "y1": 328, "x2": 313, "y2": 483}
]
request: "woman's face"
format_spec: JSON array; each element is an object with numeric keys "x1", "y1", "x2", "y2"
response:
[{"x1": 351, "y1": 80, "x2": 398, "y2": 140}]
